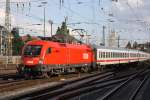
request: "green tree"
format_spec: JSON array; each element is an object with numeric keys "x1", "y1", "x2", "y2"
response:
[
  {"x1": 126, "y1": 41, "x2": 132, "y2": 49},
  {"x1": 11, "y1": 28, "x2": 24, "y2": 55},
  {"x1": 132, "y1": 41, "x2": 138, "y2": 49},
  {"x1": 56, "y1": 21, "x2": 69, "y2": 35},
  {"x1": 25, "y1": 34, "x2": 33, "y2": 42},
  {"x1": 55, "y1": 21, "x2": 70, "y2": 43},
  {"x1": 56, "y1": 27, "x2": 61, "y2": 35}
]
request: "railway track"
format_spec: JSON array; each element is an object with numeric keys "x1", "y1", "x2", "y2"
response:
[
  {"x1": 8, "y1": 68, "x2": 150, "y2": 100},
  {"x1": 0, "y1": 70, "x2": 112, "y2": 99},
  {"x1": 8, "y1": 69, "x2": 139, "y2": 100},
  {"x1": 71, "y1": 69, "x2": 150, "y2": 100},
  {"x1": 0, "y1": 67, "x2": 149, "y2": 100},
  {"x1": 0, "y1": 73, "x2": 23, "y2": 80},
  {"x1": 1, "y1": 70, "x2": 113, "y2": 100},
  {"x1": 0, "y1": 73, "x2": 24, "y2": 86},
  {"x1": 99, "y1": 70, "x2": 150, "y2": 100}
]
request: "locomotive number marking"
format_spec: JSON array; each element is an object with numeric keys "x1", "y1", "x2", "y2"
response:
[{"x1": 83, "y1": 53, "x2": 89, "y2": 59}]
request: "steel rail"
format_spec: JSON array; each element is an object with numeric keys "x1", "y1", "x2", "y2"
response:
[
  {"x1": 129, "y1": 73, "x2": 150, "y2": 100},
  {"x1": 99, "y1": 70, "x2": 150, "y2": 100},
  {"x1": 10, "y1": 70, "x2": 114, "y2": 100}
]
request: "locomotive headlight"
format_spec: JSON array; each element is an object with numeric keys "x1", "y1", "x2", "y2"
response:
[{"x1": 39, "y1": 58, "x2": 44, "y2": 64}]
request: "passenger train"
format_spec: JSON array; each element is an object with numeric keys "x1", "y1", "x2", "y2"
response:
[
  {"x1": 18, "y1": 40, "x2": 150, "y2": 77},
  {"x1": 95, "y1": 46, "x2": 149, "y2": 65}
]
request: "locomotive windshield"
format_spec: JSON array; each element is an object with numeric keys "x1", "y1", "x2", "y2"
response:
[{"x1": 24, "y1": 45, "x2": 42, "y2": 56}]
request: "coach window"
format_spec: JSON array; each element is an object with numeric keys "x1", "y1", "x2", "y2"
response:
[
  {"x1": 115, "y1": 53, "x2": 117, "y2": 58},
  {"x1": 109, "y1": 52, "x2": 111, "y2": 58},
  {"x1": 100, "y1": 52, "x2": 101, "y2": 58},
  {"x1": 110, "y1": 52, "x2": 111, "y2": 58},
  {"x1": 111, "y1": 52, "x2": 113, "y2": 58},
  {"x1": 101, "y1": 52, "x2": 103, "y2": 58},
  {"x1": 104, "y1": 52, "x2": 106, "y2": 58},
  {"x1": 99, "y1": 51, "x2": 101, "y2": 58},
  {"x1": 46, "y1": 48, "x2": 51, "y2": 54},
  {"x1": 106, "y1": 52, "x2": 108, "y2": 58},
  {"x1": 114, "y1": 53, "x2": 116, "y2": 58},
  {"x1": 113, "y1": 53, "x2": 115, "y2": 58},
  {"x1": 108, "y1": 52, "x2": 110, "y2": 58}
]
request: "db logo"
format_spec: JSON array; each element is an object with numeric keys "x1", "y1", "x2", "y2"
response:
[{"x1": 83, "y1": 53, "x2": 89, "y2": 59}]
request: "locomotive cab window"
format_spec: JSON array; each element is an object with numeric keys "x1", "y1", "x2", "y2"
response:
[
  {"x1": 46, "y1": 48, "x2": 51, "y2": 54},
  {"x1": 24, "y1": 45, "x2": 42, "y2": 56}
]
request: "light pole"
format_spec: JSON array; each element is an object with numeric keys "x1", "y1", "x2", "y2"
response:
[
  {"x1": 38, "y1": 1, "x2": 47, "y2": 39},
  {"x1": 102, "y1": 26, "x2": 106, "y2": 46},
  {"x1": 43, "y1": 7, "x2": 46, "y2": 38},
  {"x1": 48, "y1": 20, "x2": 53, "y2": 37},
  {"x1": 117, "y1": 35, "x2": 120, "y2": 48}
]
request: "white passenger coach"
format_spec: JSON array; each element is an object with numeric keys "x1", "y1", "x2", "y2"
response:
[{"x1": 94, "y1": 46, "x2": 150, "y2": 65}]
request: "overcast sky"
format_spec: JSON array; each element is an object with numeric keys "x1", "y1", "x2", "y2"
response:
[{"x1": 0, "y1": 0, "x2": 150, "y2": 46}]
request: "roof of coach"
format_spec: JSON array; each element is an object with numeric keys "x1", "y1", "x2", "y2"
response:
[{"x1": 92, "y1": 45, "x2": 141, "y2": 53}]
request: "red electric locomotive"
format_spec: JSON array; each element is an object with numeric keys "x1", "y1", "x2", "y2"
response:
[{"x1": 18, "y1": 40, "x2": 95, "y2": 77}]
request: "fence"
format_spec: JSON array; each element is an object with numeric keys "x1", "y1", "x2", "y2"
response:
[{"x1": 0, "y1": 56, "x2": 21, "y2": 64}]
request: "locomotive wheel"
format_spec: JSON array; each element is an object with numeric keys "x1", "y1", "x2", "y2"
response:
[
  {"x1": 42, "y1": 72, "x2": 50, "y2": 78},
  {"x1": 81, "y1": 66, "x2": 91, "y2": 73},
  {"x1": 75, "y1": 67, "x2": 82, "y2": 73},
  {"x1": 24, "y1": 73, "x2": 33, "y2": 80}
]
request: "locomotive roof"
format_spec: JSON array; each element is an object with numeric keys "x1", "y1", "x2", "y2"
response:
[{"x1": 26, "y1": 40, "x2": 92, "y2": 49}]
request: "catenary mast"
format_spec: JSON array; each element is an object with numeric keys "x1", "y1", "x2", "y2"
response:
[{"x1": 5, "y1": 0, "x2": 12, "y2": 56}]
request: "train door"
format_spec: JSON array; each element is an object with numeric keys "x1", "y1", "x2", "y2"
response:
[
  {"x1": 92, "y1": 48, "x2": 97, "y2": 69},
  {"x1": 44, "y1": 47, "x2": 52, "y2": 64}
]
